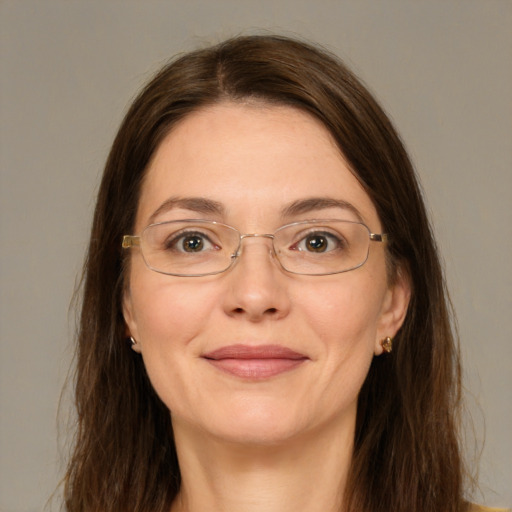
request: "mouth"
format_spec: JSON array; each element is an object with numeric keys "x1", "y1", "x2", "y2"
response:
[{"x1": 201, "y1": 344, "x2": 309, "y2": 379}]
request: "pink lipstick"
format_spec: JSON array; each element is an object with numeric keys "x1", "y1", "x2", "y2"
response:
[{"x1": 202, "y1": 344, "x2": 308, "y2": 379}]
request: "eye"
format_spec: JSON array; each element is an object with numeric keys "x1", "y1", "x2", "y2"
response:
[
  {"x1": 165, "y1": 230, "x2": 219, "y2": 253},
  {"x1": 292, "y1": 231, "x2": 345, "y2": 253}
]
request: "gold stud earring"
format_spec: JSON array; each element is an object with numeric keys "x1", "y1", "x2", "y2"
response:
[{"x1": 381, "y1": 336, "x2": 393, "y2": 353}]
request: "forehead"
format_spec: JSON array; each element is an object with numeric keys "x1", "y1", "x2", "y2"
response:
[{"x1": 136, "y1": 102, "x2": 379, "y2": 231}]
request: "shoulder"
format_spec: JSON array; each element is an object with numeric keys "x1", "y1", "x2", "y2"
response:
[{"x1": 467, "y1": 505, "x2": 511, "y2": 512}]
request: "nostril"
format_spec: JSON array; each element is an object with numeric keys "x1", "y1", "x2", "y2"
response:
[{"x1": 231, "y1": 306, "x2": 278, "y2": 316}]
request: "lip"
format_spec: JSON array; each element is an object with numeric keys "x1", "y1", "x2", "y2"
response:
[{"x1": 202, "y1": 344, "x2": 309, "y2": 379}]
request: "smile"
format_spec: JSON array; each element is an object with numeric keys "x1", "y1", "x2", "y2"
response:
[{"x1": 202, "y1": 344, "x2": 309, "y2": 379}]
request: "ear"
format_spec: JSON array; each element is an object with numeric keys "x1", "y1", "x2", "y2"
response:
[
  {"x1": 374, "y1": 265, "x2": 411, "y2": 355},
  {"x1": 123, "y1": 288, "x2": 142, "y2": 354}
]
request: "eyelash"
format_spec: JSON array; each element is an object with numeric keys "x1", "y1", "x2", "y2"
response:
[
  {"x1": 290, "y1": 230, "x2": 347, "y2": 253},
  {"x1": 164, "y1": 230, "x2": 220, "y2": 252}
]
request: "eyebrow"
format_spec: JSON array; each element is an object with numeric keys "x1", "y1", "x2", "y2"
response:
[
  {"x1": 148, "y1": 195, "x2": 364, "y2": 224},
  {"x1": 149, "y1": 196, "x2": 225, "y2": 223},
  {"x1": 280, "y1": 197, "x2": 364, "y2": 222}
]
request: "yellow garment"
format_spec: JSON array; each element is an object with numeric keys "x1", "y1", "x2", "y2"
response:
[{"x1": 469, "y1": 505, "x2": 511, "y2": 512}]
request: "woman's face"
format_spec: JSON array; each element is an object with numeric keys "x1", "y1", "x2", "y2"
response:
[{"x1": 123, "y1": 102, "x2": 409, "y2": 444}]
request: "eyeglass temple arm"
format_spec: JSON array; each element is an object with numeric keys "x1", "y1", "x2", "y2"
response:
[
  {"x1": 369, "y1": 233, "x2": 390, "y2": 242},
  {"x1": 122, "y1": 235, "x2": 140, "y2": 248}
]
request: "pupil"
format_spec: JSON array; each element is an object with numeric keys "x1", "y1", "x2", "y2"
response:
[
  {"x1": 183, "y1": 235, "x2": 203, "y2": 252},
  {"x1": 307, "y1": 235, "x2": 327, "y2": 252}
]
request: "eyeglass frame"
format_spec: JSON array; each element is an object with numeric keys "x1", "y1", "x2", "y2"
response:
[{"x1": 122, "y1": 219, "x2": 390, "y2": 277}]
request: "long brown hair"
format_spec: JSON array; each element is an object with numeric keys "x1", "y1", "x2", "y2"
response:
[{"x1": 65, "y1": 35, "x2": 467, "y2": 512}]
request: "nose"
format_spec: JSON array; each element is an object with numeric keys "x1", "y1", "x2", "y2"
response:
[{"x1": 222, "y1": 235, "x2": 291, "y2": 322}]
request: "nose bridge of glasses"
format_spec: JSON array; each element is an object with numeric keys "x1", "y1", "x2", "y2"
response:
[{"x1": 233, "y1": 233, "x2": 276, "y2": 257}]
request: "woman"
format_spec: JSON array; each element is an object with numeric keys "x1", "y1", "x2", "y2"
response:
[{"x1": 64, "y1": 35, "x2": 498, "y2": 512}]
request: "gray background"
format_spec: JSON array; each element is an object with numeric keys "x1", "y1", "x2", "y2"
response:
[{"x1": 1, "y1": 1, "x2": 511, "y2": 511}]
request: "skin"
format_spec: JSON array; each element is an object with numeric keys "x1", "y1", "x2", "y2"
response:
[{"x1": 123, "y1": 102, "x2": 410, "y2": 512}]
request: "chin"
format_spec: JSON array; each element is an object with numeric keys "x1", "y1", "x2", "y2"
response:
[
  {"x1": 209, "y1": 419, "x2": 308, "y2": 447},
  {"x1": 174, "y1": 398, "x2": 313, "y2": 447}
]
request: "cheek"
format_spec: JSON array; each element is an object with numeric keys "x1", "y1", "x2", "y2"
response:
[
  {"x1": 128, "y1": 260, "x2": 217, "y2": 344},
  {"x1": 296, "y1": 274, "x2": 385, "y2": 347},
  {"x1": 128, "y1": 277, "x2": 219, "y2": 412},
  {"x1": 293, "y1": 278, "x2": 384, "y2": 415}
]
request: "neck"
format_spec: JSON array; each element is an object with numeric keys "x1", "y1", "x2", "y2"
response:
[{"x1": 170, "y1": 412, "x2": 355, "y2": 512}]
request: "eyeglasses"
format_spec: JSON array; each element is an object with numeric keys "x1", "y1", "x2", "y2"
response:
[{"x1": 122, "y1": 219, "x2": 389, "y2": 277}]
